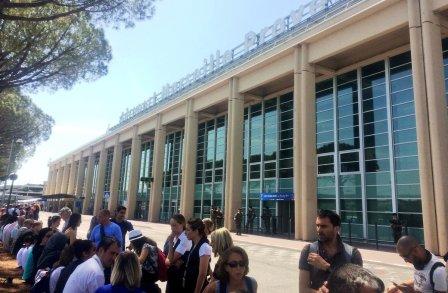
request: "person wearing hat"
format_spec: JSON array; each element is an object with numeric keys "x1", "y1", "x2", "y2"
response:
[
  {"x1": 59, "y1": 206, "x2": 72, "y2": 232},
  {"x1": 128, "y1": 229, "x2": 165, "y2": 293}
]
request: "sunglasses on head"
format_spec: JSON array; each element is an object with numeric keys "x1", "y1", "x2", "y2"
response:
[{"x1": 226, "y1": 261, "x2": 246, "y2": 268}]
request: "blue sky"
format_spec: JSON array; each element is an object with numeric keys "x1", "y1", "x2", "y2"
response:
[{"x1": 17, "y1": 0, "x2": 307, "y2": 185}]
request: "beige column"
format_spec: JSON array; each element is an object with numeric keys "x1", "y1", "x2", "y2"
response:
[
  {"x1": 149, "y1": 115, "x2": 166, "y2": 222},
  {"x1": 127, "y1": 127, "x2": 142, "y2": 219},
  {"x1": 300, "y1": 44, "x2": 317, "y2": 241},
  {"x1": 407, "y1": 0, "x2": 439, "y2": 252},
  {"x1": 48, "y1": 166, "x2": 55, "y2": 194},
  {"x1": 45, "y1": 167, "x2": 52, "y2": 195},
  {"x1": 51, "y1": 165, "x2": 60, "y2": 194},
  {"x1": 180, "y1": 100, "x2": 198, "y2": 219},
  {"x1": 224, "y1": 77, "x2": 244, "y2": 231},
  {"x1": 60, "y1": 163, "x2": 70, "y2": 194},
  {"x1": 56, "y1": 165, "x2": 64, "y2": 194},
  {"x1": 94, "y1": 143, "x2": 107, "y2": 216},
  {"x1": 75, "y1": 155, "x2": 86, "y2": 198},
  {"x1": 420, "y1": 0, "x2": 448, "y2": 254},
  {"x1": 82, "y1": 149, "x2": 95, "y2": 214},
  {"x1": 108, "y1": 136, "x2": 122, "y2": 213},
  {"x1": 67, "y1": 156, "x2": 77, "y2": 195},
  {"x1": 293, "y1": 46, "x2": 303, "y2": 240}
]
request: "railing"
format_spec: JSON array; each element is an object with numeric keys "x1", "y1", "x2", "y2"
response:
[{"x1": 108, "y1": 0, "x2": 368, "y2": 132}]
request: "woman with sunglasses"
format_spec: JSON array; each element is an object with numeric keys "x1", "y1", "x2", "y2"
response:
[
  {"x1": 204, "y1": 246, "x2": 257, "y2": 293},
  {"x1": 22, "y1": 227, "x2": 53, "y2": 284}
]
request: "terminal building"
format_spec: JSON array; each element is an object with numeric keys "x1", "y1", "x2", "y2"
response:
[{"x1": 45, "y1": 0, "x2": 448, "y2": 254}]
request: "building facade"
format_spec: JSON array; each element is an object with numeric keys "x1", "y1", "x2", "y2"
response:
[{"x1": 46, "y1": 0, "x2": 448, "y2": 254}]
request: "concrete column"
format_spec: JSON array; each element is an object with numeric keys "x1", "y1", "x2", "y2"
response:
[
  {"x1": 149, "y1": 115, "x2": 166, "y2": 222},
  {"x1": 420, "y1": 0, "x2": 448, "y2": 254},
  {"x1": 67, "y1": 156, "x2": 77, "y2": 195},
  {"x1": 108, "y1": 136, "x2": 122, "y2": 213},
  {"x1": 300, "y1": 44, "x2": 317, "y2": 241},
  {"x1": 127, "y1": 127, "x2": 142, "y2": 219},
  {"x1": 94, "y1": 144, "x2": 107, "y2": 216},
  {"x1": 293, "y1": 46, "x2": 303, "y2": 240},
  {"x1": 224, "y1": 77, "x2": 244, "y2": 230},
  {"x1": 46, "y1": 167, "x2": 52, "y2": 195},
  {"x1": 60, "y1": 163, "x2": 70, "y2": 194},
  {"x1": 50, "y1": 165, "x2": 58, "y2": 195},
  {"x1": 75, "y1": 155, "x2": 86, "y2": 198},
  {"x1": 82, "y1": 149, "x2": 95, "y2": 214},
  {"x1": 56, "y1": 165, "x2": 64, "y2": 194},
  {"x1": 180, "y1": 100, "x2": 198, "y2": 220},
  {"x1": 407, "y1": 0, "x2": 439, "y2": 252}
]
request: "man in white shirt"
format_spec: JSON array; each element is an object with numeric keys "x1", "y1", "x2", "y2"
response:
[
  {"x1": 63, "y1": 237, "x2": 120, "y2": 293},
  {"x1": 387, "y1": 235, "x2": 447, "y2": 293}
]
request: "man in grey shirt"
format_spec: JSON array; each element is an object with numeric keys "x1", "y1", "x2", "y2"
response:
[{"x1": 298, "y1": 210, "x2": 363, "y2": 292}]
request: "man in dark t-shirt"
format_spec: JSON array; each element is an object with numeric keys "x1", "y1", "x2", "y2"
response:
[
  {"x1": 389, "y1": 213, "x2": 403, "y2": 244},
  {"x1": 111, "y1": 206, "x2": 133, "y2": 250},
  {"x1": 298, "y1": 210, "x2": 363, "y2": 291}
]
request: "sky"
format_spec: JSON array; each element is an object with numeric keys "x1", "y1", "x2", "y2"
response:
[{"x1": 17, "y1": 0, "x2": 307, "y2": 185}]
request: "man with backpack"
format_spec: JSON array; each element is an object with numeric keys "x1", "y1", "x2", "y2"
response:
[
  {"x1": 298, "y1": 209, "x2": 363, "y2": 292},
  {"x1": 387, "y1": 235, "x2": 447, "y2": 293}
]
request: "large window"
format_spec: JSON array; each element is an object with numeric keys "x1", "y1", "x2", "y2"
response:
[
  {"x1": 160, "y1": 131, "x2": 183, "y2": 221},
  {"x1": 316, "y1": 51, "x2": 423, "y2": 242},
  {"x1": 87, "y1": 154, "x2": 100, "y2": 215},
  {"x1": 194, "y1": 116, "x2": 226, "y2": 218},
  {"x1": 118, "y1": 147, "x2": 131, "y2": 207},
  {"x1": 135, "y1": 140, "x2": 154, "y2": 219},
  {"x1": 242, "y1": 93, "x2": 294, "y2": 232},
  {"x1": 102, "y1": 148, "x2": 114, "y2": 209}
]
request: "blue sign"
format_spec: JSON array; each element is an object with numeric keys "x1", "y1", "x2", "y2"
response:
[
  {"x1": 104, "y1": 191, "x2": 110, "y2": 199},
  {"x1": 260, "y1": 192, "x2": 294, "y2": 201}
]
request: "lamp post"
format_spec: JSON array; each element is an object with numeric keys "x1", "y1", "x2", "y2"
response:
[
  {"x1": 1, "y1": 138, "x2": 23, "y2": 204},
  {"x1": 6, "y1": 173, "x2": 18, "y2": 209}
]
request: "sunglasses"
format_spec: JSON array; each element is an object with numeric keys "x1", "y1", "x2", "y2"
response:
[{"x1": 226, "y1": 261, "x2": 246, "y2": 268}]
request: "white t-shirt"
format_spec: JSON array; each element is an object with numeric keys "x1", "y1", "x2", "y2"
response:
[
  {"x1": 175, "y1": 231, "x2": 192, "y2": 255},
  {"x1": 17, "y1": 247, "x2": 31, "y2": 268},
  {"x1": 63, "y1": 255, "x2": 105, "y2": 293},
  {"x1": 414, "y1": 254, "x2": 447, "y2": 293},
  {"x1": 50, "y1": 266, "x2": 64, "y2": 293},
  {"x1": 198, "y1": 242, "x2": 212, "y2": 257}
]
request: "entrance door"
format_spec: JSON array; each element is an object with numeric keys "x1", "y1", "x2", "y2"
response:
[{"x1": 277, "y1": 201, "x2": 294, "y2": 235}]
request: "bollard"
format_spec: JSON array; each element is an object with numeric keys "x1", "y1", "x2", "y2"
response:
[
  {"x1": 288, "y1": 218, "x2": 292, "y2": 239},
  {"x1": 348, "y1": 219, "x2": 352, "y2": 244},
  {"x1": 375, "y1": 222, "x2": 379, "y2": 250}
]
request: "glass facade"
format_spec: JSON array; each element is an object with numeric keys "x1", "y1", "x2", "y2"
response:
[
  {"x1": 443, "y1": 38, "x2": 448, "y2": 105},
  {"x1": 135, "y1": 140, "x2": 154, "y2": 219},
  {"x1": 118, "y1": 147, "x2": 132, "y2": 207},
  {"x1": 160, "y1": 131, "x2": 184, "y2": 221},
  {"x1": 242, "y1": 93, "x2": 294, "y2": 232},
  {"x1": 87, "y1": 154, "x2": 100, "y2": 214},
  {"x1": 194, "y1": 116, "x2": 227, "y2": 218},
  {"x1": 316, "y1": 51, "x2": 423, "y2": 242},
  {"x1": 102, "y1": 148, "x2": 114, "y2": 209}
]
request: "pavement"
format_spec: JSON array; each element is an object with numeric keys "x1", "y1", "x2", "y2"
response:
[{"x1": 40, "y1": 211, "x2": 414, "y2": 292}]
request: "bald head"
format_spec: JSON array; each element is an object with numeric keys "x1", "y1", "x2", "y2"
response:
[{"x1": 397, "y1": 235, "x2": 420, "y2": 250}]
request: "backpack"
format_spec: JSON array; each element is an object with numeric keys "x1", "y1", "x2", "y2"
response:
[
  {"x1": 309, "y1": 241, "x2": 354, "y2": 263},
  {"x1": 141, "y1": 243, "x2": 168, "y2": 282},
  {"x1": 429, "y1": 261, "x2": 445, "y2": 290}
]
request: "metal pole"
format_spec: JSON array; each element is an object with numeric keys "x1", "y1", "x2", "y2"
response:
[
  {"x1": 2, "y1": 140, "x2": 15, "y2": 203},
  {"x1": 6, "y1": 178, "x2": 15, "y2": 209},
  {"x1": 375, "y1": 222, "x2": 379, "y2": 250}
]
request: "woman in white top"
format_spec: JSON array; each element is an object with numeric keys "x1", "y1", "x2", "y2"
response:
[
  {"x1": 183, "y1": 218, "x2": 212, "y2": 293},
  {"x1": 165, "y1": 213, "x2": 192, "y2": 293}
]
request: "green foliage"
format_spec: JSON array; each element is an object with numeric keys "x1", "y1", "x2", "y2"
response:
[
  {"x1": 0, "y1": 89, "x2": 54, "y2": 176},
  {"x1": 0, "y1": 0, "x2": 156, "y2": 91}
]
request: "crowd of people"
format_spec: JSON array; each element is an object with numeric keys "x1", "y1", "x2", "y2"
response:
[
  {"x1": 0, "y1": 204, "x2": 258, "y2": 293},
  {"x1": 1, "y1": 203, "x2": 448, "y2": 292}
]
